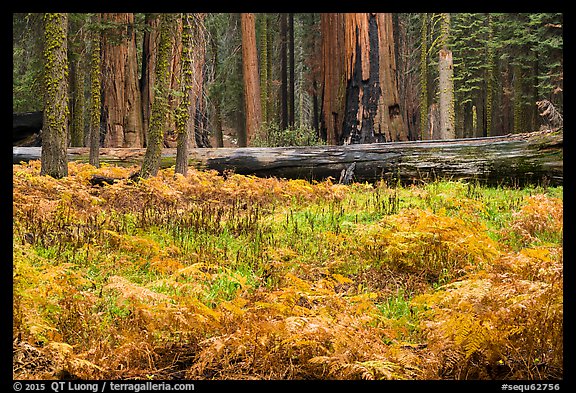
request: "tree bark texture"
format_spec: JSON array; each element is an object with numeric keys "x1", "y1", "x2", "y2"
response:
[
  {"x1": 141, "y1": 14, "x2": 160, "y2": 145},
  {"x1": 89, "y1": 14, "x2": 102, "y2": 167},
  {"x1": 140, "y1": 13, "x2": 175, "y2": 178},
  {"x1": 259, "y1": 14, "x2": 268, "y2": 125},
  {"x1": 41, "y1": 13, "x2": 69, "y2": 178},
  {"x1": 438, "y1": 49, "x2": 455, "y2": 139},
  {"x1": 175, "y1": 13, "x2": 194, "y2": 176},
  {"x1": 321, "y1": 13, "x2": 407, "y2": 146},
  {"x1": 241, "y1": 13, "x2": 262, "y2": 145},
  {"x1": 280, "y1": 13, "x2": 289, "y2": 131},
  {"x1": 15, "y1": 131, "x2": 563, "y2": 187},
  {"x1": 419, "y1": 13, "x2": 429, "y2": 140},
  {"x1": 289, "y1": 13, "x2": 295, "y2": 128},
  {"x1": 100, "y1": 13, "x2": 144, "y2": 148},
  {"x1": 320, "y1": 13, "x2": 346, "y2": 145}
]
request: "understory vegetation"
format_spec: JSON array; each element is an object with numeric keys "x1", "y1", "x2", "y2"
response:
[{"x1": 13, "y1": 161, "x2": 563, "y2": 380}]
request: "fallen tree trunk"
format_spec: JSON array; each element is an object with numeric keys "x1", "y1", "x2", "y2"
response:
[
  {"x1": 13, "y1": 111, "x2": 43, "y2": 146},
  {"x1": 13, "y1": 130, "x2": 563, "y2": 186}
]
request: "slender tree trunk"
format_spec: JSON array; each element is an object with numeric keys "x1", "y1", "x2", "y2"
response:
[
  {"x1": 377, "y1": 13, "x2": 408, "y2": 142},
  {"x1": 266, "y1": 16, "x2": 273, "y2": 124},
  {"x1": 89, "y1": 14, "x2": 101, "y2": 167},
  {"x1": 175, "y1": 13, "x2": 194, "y2": 175},
  {"x1": 140, "y1": 13, "x2": 175, "y2": 178},
  {"x1": 501, "y1": 61, "x2": 513, "y2": 134},
  {"x1": 70, "y1": 57, "x2": 85, "y2": 147},
  {"x1": 164, "y1": 17, "x2": 183, "y2": 148},
  {"x1": 396, "y1": 14, "x2": 419, "y2": 141},
  {"x1": 240, "y1": 13, "x2": 262, "y2": 145},
  {"x1": 41, "y1": 13, "x2": 69, "y2": 178},
  {"x1": 280, "y1": 13, "x2": 289, "y2": 131},
  {"x1": 428, "y1": 102, "x2": 440, "y2": 140},
  {"x1": 234, "y1": 15, "x2": 247, "y2": 148},
  {"x1": 438, "y1": 13, "x2": 455, "y2": 140},
  {"x1": 209, "y1": 22, "x2": 224, "y2": 148},
  {"x1": 438, "y1": 49, "x2": 455, "y2": 139},
  {"x1": 303, "y1": 13, "x2": 321, "y2": 137},
  {"x1": 419, "y1": 13, "x2": 429, "y2": 140},
  {"x1": 513, "y1": 63, "x2": 524, "y2": 133},
  {"x1": 187, "y1": 14, "x2": 207, "y2": 149},
  {"x1": 485, "y1": 13, "x2": 494, "y2": 137},
  {"x1": 288, "y1": 13, "x2": 295, "y2": 128}
]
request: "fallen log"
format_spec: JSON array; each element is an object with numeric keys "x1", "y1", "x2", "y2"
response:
[
  {"x1": 13, "y1": 111, "x2": 43, "y2": 146},
  {"x1": 13, "y1": 130, "x2": 563, "y2": 186}
]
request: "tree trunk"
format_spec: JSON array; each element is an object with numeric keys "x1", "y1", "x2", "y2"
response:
[
  {"x1": 266, "y1": 15, "x2": 273, "y2": 125},
  {"x1": 485, "y1": 13, "x2": 494, "y2": 137},
  {"x1": 419, "y1": 13, "x2": 429, "y2": 140},
  {"x1": 41, "y1": 13, "x2": 69, "y2": 178},
  {"x1": 259, "y1": 13, "x2": 268, "y2": 125},
  {"x1": 280, "y1": 13, "x2": 289, "y2": 131},
  {"x1": 141, "y1": 14, "x2": 160, "y2": 145},
  {"x1": 289, "y1": 13, "x2": 295, "y2": 128},
  {"x1": 396, "y1": 13, "x2": 420, "y2": 141},
  {"x1": 321, "y1": 13, "x2": 407, "y2": 146},
  {"x1": 69, "y1": 56, "x2": 85, "y2": 147},
  {"x1": 175, "y1": 13, "x2": 194, "y2": 175},
  {"x1": 16, "y1": 131, "x2": 563, "y2": 187},
  {"x1": 13, "y1": 111, "x2": 43, "y2": 146},
  {"x1": 140, "y1": 13, "x2": 175, "y2": 178},
  {"x1": 376, "y1": 13, "x2": 408, "y2": 142},
  {"x1": 100, "y1": 13, "x2": 144, "y2": 148},
  {"x1": 89, "y1": 14, "x2": 101, "y2": 167},
  {"x1": 209, "y1": 22, "x2": 224, "y2": 148},
  {"x1": 439, "y1": 49, "x2": 455, "y2": 139},
  {"x1": 320, "y1": 13, "x2": 346, "y2": 145},
  {"x1": 438, "y1": 13, "x2": 455, "y2": 140},
  {"x1": 191, "y1": 15, "x2": 208, "y2": 148},
  {"x1": 428, "y1": 102, "x2": 440, "y2": 140},
  {"x1": 240, "y1": 13, "x2": 262, "y2": 145}
]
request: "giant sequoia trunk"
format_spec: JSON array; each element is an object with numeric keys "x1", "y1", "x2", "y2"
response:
[
  {"x1": 320, "y1": 13, "x2": 407, "y2": 146},
  {"x1": 241, "y1": 13, "x2": 262, "y2": 145},
  {"x1": 101, "y1": 13, "x2": 144, "y2": 148},
  {"x1": 14, "y1": 131, "x2": 563, "y2": 186}
]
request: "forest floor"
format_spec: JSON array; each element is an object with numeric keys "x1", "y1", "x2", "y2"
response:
[{"x1": 13, "y1": 161, "x2": 563, "y2": 381}]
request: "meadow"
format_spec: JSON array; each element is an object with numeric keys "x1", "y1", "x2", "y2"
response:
[{"x1": 13, "y1": 161, "x2": 563, "y2": 380}]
